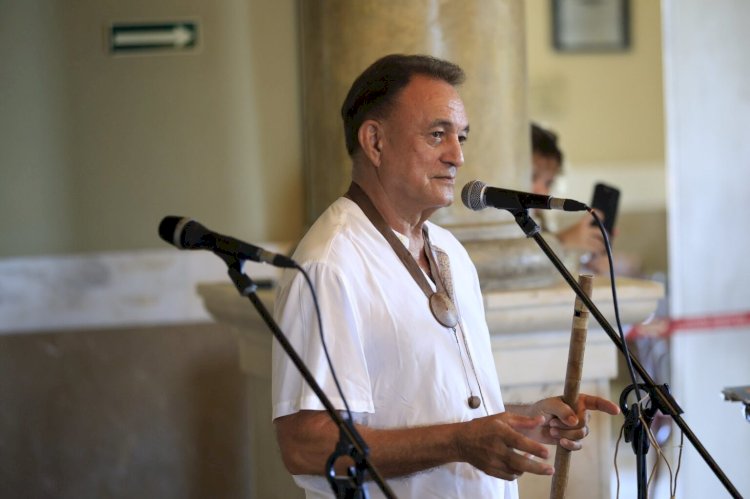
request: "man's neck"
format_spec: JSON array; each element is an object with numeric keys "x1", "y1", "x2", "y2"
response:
[
  {"x1": 350, "y1": 179, "x2": 435, "y2": 276},
  {"x1": 353, "y1": 181, "x2": 433, "y2": 243}
]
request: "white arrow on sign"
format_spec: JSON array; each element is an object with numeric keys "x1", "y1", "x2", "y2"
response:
[{"x1": 113, "y1": 24, "x2": 195, "y2": 49}]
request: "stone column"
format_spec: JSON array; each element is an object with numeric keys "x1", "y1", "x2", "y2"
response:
[
  {"x1": 299, "y1": 1, "x2": 573, "y2": 287},
  {"x1": 300, "y1": 0, "x2": 528, "y2": 230}
]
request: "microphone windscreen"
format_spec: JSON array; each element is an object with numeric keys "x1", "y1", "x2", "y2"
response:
[
  {"x1": 158, "y1": 216, "x2": 193, "y2": 248},
  {"x1": 158, "y1": 216, "x2": 181, "y2": 244},
  {"x1": 461, "y1": 180, "x2": 487, "y2": 211}
]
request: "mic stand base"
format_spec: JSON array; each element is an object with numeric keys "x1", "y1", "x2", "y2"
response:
[{"x1": 620, "y1": 383, "x2": 662, "y2": 499}]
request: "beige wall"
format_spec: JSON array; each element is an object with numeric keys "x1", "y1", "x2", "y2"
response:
[
  {"x1": 526, "y1": 0, "x2": 667, "y2": 274},
  {"x1": 526, "y1": 0, "x2": 665, "y2": 164},
  {"x1": 0, "y1": 0, "x2": 304, "y2": 258}
]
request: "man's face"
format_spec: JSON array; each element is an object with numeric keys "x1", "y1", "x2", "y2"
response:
[
  {"x1": 531, "y1": 153, "x2": 561, "y2": 196},
  {"x1": 376, "y1": 74, "x2": 469, "y2": 215}
]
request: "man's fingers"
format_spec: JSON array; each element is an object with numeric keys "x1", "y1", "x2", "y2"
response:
[
  {"x1": 551, "y1": 423, "x2": 589, "y2": 441},
  {"x1": 485, "y1": 451, "x2": 553, "y2": 479},
  {"x1": 550, "y1": 395, "x2": 620, "y2": 429},
  {"x1": 506, "y1": 450, "x2": 554, "y2": 476},
  {"x1": 504, "y1": 413, "x2": 545, "y2": 427},
  {"x1": 503, "y1": 419, "x2": 550, "y2": 461},
  {"x1": 579, "y1": 394, "x2": 621, "y2": 416},
  {"x1": 558, "y1": 437, "x2": 583, "y2": 452}
]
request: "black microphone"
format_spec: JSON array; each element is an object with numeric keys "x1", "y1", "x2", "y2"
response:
[
  {"x1": 461, "y1": 180, "x2": 587, "y2": 212},
  {"x1": 158, "y1": 216, "x2": 297, "y2": 268}
]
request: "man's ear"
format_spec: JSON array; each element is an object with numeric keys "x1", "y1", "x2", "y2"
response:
[{"x1": 357, "y1": 119, "x2": 383, "y2": 167}]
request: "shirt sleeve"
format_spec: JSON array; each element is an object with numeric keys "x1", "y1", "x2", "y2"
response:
[{"x1": 271, "y1": 260, "x2": 374, "y2": 420}]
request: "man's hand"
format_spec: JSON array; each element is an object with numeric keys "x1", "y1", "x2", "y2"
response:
[
  {"x1": 455, "y1": 412, "x2": 554, "y2": 481},
  {"x1": 508, "y1": 394, "x2": 621, "y2": 451}
]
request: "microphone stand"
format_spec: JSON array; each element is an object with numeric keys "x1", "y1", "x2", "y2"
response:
[
  {"x1": 509, "y1": 209, "x2": 742, "y2": 499},
  {"x1": 217, "y1": 254, "x2": 396, "y2": 499}
]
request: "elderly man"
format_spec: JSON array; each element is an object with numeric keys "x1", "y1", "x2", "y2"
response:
[{"x1": 272, "y1": 54, "x2": 619, "y2": 498}]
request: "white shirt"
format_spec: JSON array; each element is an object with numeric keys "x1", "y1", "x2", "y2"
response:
[{"x1": 272, "y1": 197, "x2": 518, "y2": 499}]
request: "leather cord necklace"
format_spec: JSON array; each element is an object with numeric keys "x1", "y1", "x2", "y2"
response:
[
  {"x1": 344, "y1": 182, "x2": 482, "y2": 409},
  {"x1": 345, "y1": 182, "x2": 457, "y2": 327}
]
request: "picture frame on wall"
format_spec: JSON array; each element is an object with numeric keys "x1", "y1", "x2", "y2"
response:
[{"x1": 552, "y1": 0, "x2": 631, "y2": 52}]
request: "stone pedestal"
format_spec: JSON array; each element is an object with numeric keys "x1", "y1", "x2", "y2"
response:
[{"x1": 199, "y1": 276, "x2": 664, "y2": 498}]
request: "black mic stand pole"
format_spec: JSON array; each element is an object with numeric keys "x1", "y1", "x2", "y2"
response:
[
  {"x1": 218, "y1": 254, "x2": 396, "y2": 499},
  {"x1": 509, "y1": 209, "x2": 742, "y2": 499}
]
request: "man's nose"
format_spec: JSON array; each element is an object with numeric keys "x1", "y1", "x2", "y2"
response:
[{"x1": 443, "y1": 135, "x2": 464, "y2": 167}]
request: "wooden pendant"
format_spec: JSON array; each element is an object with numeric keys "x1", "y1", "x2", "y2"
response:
[{"x1": 429, "y1": 291, "x2": 458, "y2": 328}]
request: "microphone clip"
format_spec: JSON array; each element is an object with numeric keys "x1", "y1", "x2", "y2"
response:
[{"x1": 510, "y1": 209, "x2": 542, "y2": 238}]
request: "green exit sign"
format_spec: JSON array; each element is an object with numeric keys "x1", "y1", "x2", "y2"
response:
[{"x1": 110, "y1": 22, "x2": 198, "y2": 53}]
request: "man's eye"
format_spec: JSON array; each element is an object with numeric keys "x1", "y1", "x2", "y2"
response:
[
  {"x1": 431, "y1": 131, "x2": 444, "y2": 139},
  {"x1": 458, "y1": 135, "x2": 468, "y2": 145}
]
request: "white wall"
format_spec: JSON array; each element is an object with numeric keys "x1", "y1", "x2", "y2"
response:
[{"x1": 662, "y1": 1, "x2": 750, "y2": 497}]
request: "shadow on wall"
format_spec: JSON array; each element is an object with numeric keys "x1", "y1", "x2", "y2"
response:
[{"x1": 0, "y1": 323, "x2": 252, "y2": 498}]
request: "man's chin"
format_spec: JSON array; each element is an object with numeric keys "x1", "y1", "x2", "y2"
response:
[{"x1": 435, "y1": 195, "x2": 454, "y2": 209}]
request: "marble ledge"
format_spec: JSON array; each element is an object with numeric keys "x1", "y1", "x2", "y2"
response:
[
  {"x1": 0, "y1": 249, "x2": 284, "y2": 335},
  {"x1": 198, "y1": 277, "x2": 664, "y2": 381},
  {"x1": 198, "y1": 277, "x2": 664, "y2": 337},
  {"x1": 485, "y1": 276, "x2": 665, "y2": 335}
]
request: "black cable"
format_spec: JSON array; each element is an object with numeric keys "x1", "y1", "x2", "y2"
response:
[
  {"x1": 295, "y1": 263, "x2": 354, "y2": 422},
  {"x1": 588, "y1": 208, "x2": 650, "y2": 498},
  {"x1": 588, "y1": 208, "x2": 644, "y2": 415}
]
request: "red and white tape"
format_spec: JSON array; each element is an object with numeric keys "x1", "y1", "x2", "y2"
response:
[{"x1": 626, "y1": 312, "x2": 750, "y2": 340}]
